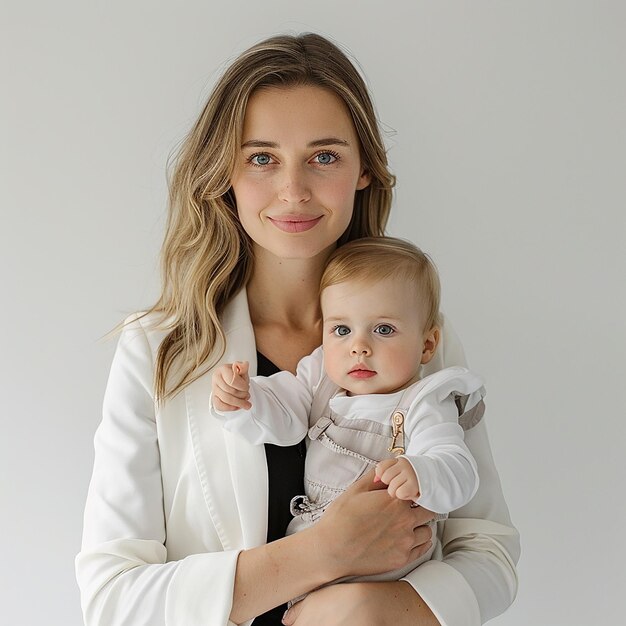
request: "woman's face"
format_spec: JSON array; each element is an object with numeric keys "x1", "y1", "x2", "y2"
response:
[{"x1": 230, "y1": 84, "x2": 370, "y2": 261}]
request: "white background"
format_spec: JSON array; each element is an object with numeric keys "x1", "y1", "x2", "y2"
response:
[{"x1": 1, "y1": 2, "x2": 624, "y2": 624}]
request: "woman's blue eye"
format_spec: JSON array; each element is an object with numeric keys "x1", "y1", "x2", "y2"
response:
[
  {"x1": 374, "y1": 324, "x2": 394, "y2": 336},
  {"x1": 333, "y1": 325, "x2": 351, "y2": 336},
  {"x1": 314, "y1": 152, "x2": 337, "y2": 165},
  {"x1": 251, "y1": 153, "x2": 271, "y2": 166}
]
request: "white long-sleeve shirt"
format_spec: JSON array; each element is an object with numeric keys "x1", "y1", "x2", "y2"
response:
[{"x1": 213, "y1": 346, "x2": 483, "y2": 514}]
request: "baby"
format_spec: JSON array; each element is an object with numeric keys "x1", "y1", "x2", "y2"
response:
[{"x1": 211, "y1": 236, "x2": 485, "y2": 581}]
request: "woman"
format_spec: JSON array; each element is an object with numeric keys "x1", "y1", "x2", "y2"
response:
[{"x1": 76, "y1": 33, "x2": 519, "y2": 626}]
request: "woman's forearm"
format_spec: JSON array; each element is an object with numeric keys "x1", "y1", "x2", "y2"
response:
[
  {"x1": 231, "y1": 471, "x2": 436, "y2": 623},
  {"x1": 230, "y1": 525, "x2": 339, "y2": 623},
  {"x1": 281, "y1": 580, "x2": 441, "y2": 626},
  {"x1": 351, "y1": 581, "x2": 441, "y2": 626},
  {"x1": 363, "y1": 581, "x2": 441, "y2": 626}
]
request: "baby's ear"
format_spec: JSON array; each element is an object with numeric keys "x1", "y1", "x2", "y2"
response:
[{"x1": 420, "y1": 327, "x2": 440, "y2": 365}]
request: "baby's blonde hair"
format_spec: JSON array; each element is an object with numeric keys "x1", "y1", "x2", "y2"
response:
[{"x1": 320, "y1": 237, "x2": 442, "y2": 332}]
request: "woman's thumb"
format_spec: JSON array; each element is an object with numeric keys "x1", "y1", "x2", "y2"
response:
[
  {"x1": 347, "y1": 468, "x2": 387, "y2": 493},
  {"x1": 281, "y1": 600, "x2": 302, "y2": 625}
]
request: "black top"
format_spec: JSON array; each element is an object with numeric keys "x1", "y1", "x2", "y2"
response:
[{"x1": 252, "y1": 352, "x2": 307, "y2": 625}]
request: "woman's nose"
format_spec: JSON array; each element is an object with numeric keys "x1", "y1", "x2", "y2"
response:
[{"x1": 278, "y1": 166, "x2": 311, "y2": 204}]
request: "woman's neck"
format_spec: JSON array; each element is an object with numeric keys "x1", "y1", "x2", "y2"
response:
[
  {"x1": 246, "y1": 247, "x2": 330, "y2": 372},
  {"x1": 247, "y1": 253, "x2": 325, "y2": 328}
]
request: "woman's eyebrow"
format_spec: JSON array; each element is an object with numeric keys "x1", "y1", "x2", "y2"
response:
[
  {"x1": 308, "y1": 138, "x2": 350, "y2": 148},
  {"x1": 241, "y1": 140, "x2": 278, "y2": 148},
  {"x1": 241, "y1": 138, "x2": 350, "y2": 149}
]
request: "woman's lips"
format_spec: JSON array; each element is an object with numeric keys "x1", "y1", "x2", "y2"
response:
[
  {"x1": 268, "y1": 215, "x2": 323, "y2": 233},
  {"x1": 348, "y1": 368, "x2": 376, "y2": 379}
]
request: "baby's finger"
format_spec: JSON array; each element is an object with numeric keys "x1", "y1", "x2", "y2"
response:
[
  {"x1": 394, "y1": 478, "x2": 419, "y2": 501},
  {"x1": 231, "y1": 361, "x2": 250, "y2": 386},
  {"x1": 386, "y1": 473, "x2": 409, "y2": 499},
  {"x1": 375, "y1": 458, "x2": 398, "y2": 481},
  {"x1": 212, "y1": 395, "x2": 240, "y2": 412},
  {"x1": 227, "y1": 374, "x2": 250, "y2": 392},
  {"x1": 379, "y1": 463, "x2": 403, "y2": 486},
  {"x1": 213, "y1": 389, "x2": 252, "y2": 411},
  {"x1": 214, "y1": 376, "x2": 250, "y2": 400},
  {"x1": 396, "y1": 471, "x2": 420, "y2": 501},
  {"x1": 231, "y1": 362, "x2": 241, "y2": 385},
  {"x1": 236, "y1": 360, "x2": 249, "y2": 379},
  {"x1": 212, "y1": 366, "x2": 232, "y2": 387},
  {"x1": 215, "y1": 370, "x2": 249, "y2": 395}
]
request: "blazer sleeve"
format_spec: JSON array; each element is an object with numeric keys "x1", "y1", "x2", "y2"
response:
[
  {"x1": 75, "y1": 317, "x2": 243, "y2": 626},
  {"x1": 401, "y1": 316, "x2": 520, "y2": 626}
]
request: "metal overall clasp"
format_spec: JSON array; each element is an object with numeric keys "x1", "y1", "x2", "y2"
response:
[{"x1": 388, "y1": 410, "x2": 405, "y2": 455}]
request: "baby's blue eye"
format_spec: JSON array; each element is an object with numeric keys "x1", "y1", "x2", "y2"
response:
[
  {"x1": 374, "y1": 324, "x2": 394, "y2": 336},
  {"x1": 315, "y1": 152, "x2": 337, "y2": 165},
  {"x1": 333, "y1": 325, "x2": 351, "y2": 336},
  {"x1": 251, "y1": 153, "x2": 271, "y2": 165}
]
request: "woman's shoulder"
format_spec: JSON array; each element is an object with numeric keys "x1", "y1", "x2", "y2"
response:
[{"x1": 117, "y1": 310, "x2": 173, "y2": 359}]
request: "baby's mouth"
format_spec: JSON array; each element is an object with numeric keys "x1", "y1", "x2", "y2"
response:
[{"x1": 348, "y1": 367, "x2": 376, "y2": 379}]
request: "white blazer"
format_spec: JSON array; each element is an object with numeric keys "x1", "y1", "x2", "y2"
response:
[{"x1": 76, "y1": 289, "x2": 519, "y2": 626}]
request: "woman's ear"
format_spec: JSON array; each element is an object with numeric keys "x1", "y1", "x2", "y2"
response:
[
  {"x1": 356, "y1": 169, "x2": 371, "y2": 190},
  {"x1": 420, "y1": 327, "x2": 441, "y2": 365}
]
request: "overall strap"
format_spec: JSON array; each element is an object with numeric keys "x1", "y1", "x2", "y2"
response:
[
  {"x1": 391, "y1": 373, "x2": 486, "y2": 432},
  {"x1": 309, "y1": 374, "x2": 341, "y2": 427},
  {"x1": 457, "y1": 395, "x2": 485, "y2": 430}
]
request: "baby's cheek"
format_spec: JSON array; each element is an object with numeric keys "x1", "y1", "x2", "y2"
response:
[{"x1": 322, "y1": 350, "x2": 344, "y2": 388}]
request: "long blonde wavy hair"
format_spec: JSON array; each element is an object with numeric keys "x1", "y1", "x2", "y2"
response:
[{"x1": 145, "y1": 33, "x2": 396, "y2": 402}]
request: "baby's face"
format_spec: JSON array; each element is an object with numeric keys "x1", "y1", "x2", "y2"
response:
[{"x1": 321, "y1": 277, "x2": 430, "y2": 395}]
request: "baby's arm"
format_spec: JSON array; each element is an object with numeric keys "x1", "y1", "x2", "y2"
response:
[
  {"x1": 399, "y1": 397, "x2": 479, "y2": 513},
  {"x1": 210, "y1": 348, "x2": 325, "y2": 446},
  {"x1": 376, "y1": 370, "x2": 484, "y2": 513}
]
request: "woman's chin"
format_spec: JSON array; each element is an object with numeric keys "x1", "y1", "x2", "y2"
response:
[{"x1": 254, "y1": 240, "x2": 338, "y2": 264}]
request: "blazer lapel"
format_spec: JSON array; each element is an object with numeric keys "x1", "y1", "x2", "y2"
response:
[{"x1": 186, "y1": 289, "x2": 268, "y2": 550}]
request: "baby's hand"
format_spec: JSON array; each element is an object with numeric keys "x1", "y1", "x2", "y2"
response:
[
  {"x1": 374, "y1": 457, "x2": 420, "y2": 501},
  {"x1": 211, "y1": 361, "x2": 251, "y2": 411}
]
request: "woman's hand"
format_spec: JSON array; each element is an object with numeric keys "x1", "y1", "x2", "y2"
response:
[
  {"x1": 231, "y1": 469, "x2": 436, "y2": 623},
  {"x1": 281, "y1": 581, "x2": 441, "y2": 626},
  {"x1": 315, "y1": 468, "x2": 435, "y2": 579}
]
